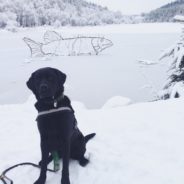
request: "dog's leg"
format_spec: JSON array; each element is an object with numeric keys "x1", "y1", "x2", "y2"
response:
[
  {"x1": 34, "y1": 142, "x2": 49, "y2": 184},
  {"x1": 61, "y1": 139, "x2": 70, "y2": 184},
  {"x1": 39, "y1": 154, "x2": 53, "y2": 166}
]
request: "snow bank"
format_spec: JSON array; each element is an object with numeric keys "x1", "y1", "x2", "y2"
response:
[
  {"x1": 102, "y1": 96, "x2": 132, "y2": 109},
  {"x1": 71, "y1": 101, "x2": 87, "y2": 110},
  {"x1": 174, "y1": 15, "x2": 184, "y2": 22},
  {"x1": 1, "y1": 97, "x2": 184, "y2": 184}
]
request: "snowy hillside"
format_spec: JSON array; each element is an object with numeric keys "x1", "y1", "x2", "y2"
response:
[
  {"x1": 144, "y1": 0, "x2": 184, "y2": 22},
  {"x1": 0, "y1": 0, "x2": 125, "y2": 29},
  {"x1": 1, "y1": 96, "x2": 184, "y2": 184}
]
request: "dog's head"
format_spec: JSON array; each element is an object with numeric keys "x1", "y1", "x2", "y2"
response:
[{"x1": 27, "y1": 67, "x2": 66, "y2": 101}]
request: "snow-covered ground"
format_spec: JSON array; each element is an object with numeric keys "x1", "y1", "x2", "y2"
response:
[
  {"x1": 1, "y1": 96, "x2": 184, "y2": 184},
  {"x1": 0, "y1": 23, "x2": 182, "y2": 108}
]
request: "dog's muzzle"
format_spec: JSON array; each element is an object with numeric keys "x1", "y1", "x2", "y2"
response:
[{"x1": 39, "y1": 84, "x2": 51, "y2": 99}]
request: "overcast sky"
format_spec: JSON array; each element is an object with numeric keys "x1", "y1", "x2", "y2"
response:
[{"x1": 86, "y1": 0, "x2": 175, "y2": 14}]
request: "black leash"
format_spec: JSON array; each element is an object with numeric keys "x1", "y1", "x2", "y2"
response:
[{"x1": 0, "y1": 162, "x2": 56, "y2": 184}]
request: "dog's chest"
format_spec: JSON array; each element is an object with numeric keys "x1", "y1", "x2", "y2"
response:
[
  {"x1": 36, "y1": 116, "x2": 69, "y2": 150},
  {"x1": 36, "y1": 112, "x2": 75, "y2": 140},
  {"x1": 37, "y1": 114, "x2": 67, "y2": 134}
]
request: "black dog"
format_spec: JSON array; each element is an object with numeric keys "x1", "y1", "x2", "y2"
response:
[{"x1": 27, "y1": 67, "x2": 96, "y2": 184}]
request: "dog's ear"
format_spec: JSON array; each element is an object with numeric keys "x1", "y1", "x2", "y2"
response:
[
  {"x1": 54, "y1": 69, "x2": 66, "y2": 85},
  {"x1": 27, "y1": 73, "x2": 36, "y2": 93},
  {"x1": 27, "y1": 73, "x2": 40, "y2": 100}
]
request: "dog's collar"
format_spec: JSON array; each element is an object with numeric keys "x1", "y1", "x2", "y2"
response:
[
  {"x1": 54, "y1": 93, "x2": 64, "y2": 108},
  {"x1": 38, "y1": 106, "x2": 72, "y2": 117}
]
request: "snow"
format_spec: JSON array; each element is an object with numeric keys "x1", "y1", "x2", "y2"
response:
[
  {"x1": 102, "y1": 96, "x2": 132, "y2": 109},
  {"x1": 0, "y1": 23, "x2": 182, "y2": 108},
  {"x1": 1, "y1": 96, "x2": 184, "y2": 184},
  {"x1": 138, "y1": 59, "x2": 158, "y2": 66},
  {"x1": 170, "y1": 82, "x2": 184, "y2": 98},
  {"x1": 0, "y1": 22, "x2": 184, "y2": 184},
  {"x1": 1, "y1": 23, "x2": 182, "y2": 35},
  {"x1": 174, "y1": 15, "x2": 184, "y2": 22},
  {"x1": 159, "y1": 44, "x2": 175, "y2": 60},
  {"x1": 20, "y1": 23, "x2": 182, "y2": 34}
]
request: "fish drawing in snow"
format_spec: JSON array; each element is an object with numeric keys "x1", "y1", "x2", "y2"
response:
[{"x1": 23, "y1": 31, "x2": 113, "y2": 57}]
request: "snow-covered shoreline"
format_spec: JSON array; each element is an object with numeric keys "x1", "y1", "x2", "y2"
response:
[
  {"x1": 1, "y1": 23, "x2": 183, "y2": 34},
  {"x1": 0, "y1": 96, "x2": 184, "y2": 184}
]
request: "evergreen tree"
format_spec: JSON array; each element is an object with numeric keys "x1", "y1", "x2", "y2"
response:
[
  {"x1": 159, "y1": 16, "x2": 184, "y2": 99},
  {"x1": 145, "y1": 0, "x2": 184, "y2": 22}
]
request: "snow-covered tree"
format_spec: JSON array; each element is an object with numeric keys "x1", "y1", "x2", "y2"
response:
[
  {"x1": 144, "y1": 0, "x2": 184, "y2": 22},
  {"x1": 0, "y1": 0, "x2": 126, "y2": 28},
  {"x1": 159, "y1": 16, "x2": 184, "y2": 99}
]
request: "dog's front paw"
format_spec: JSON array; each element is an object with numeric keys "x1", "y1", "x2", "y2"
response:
[
  {"x1": 79, "y1": 157, "x2": 89, "y2": 167},
  {"x1": 34, "y1": 177, "x2": 46, "y2": 184},
  {"x1": 61, "y1": 176, "x2": 70, "y2": 184}
]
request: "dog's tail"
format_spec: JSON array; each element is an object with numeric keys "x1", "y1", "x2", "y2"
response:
[
  {"x1": 23, "y1": 37, "x2": 44, "y2": 57},
  {"x1": 85, "y1": 133, "x2": 96, "y2": 143}
]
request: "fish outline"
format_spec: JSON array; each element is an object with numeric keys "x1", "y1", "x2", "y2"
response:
[{"x1": 23, "y1": 31, "x2": 113, "y2": 57}]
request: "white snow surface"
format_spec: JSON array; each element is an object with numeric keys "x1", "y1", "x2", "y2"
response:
[
  {"x1": 1, "y1": 96, "x2": 184, "y2": 184},
  {"x1": 15, "y1": 23, "x2": 182, "y2": 34},
  {"x1": 0, "y1": 23, "x2": 182, "y2": 108},
  {"x1": 102, "y1": 96, "x2": 132, "y2": 109},
  {"x1": 174, "y1": 15, "x2": 184, "y2": 22}
]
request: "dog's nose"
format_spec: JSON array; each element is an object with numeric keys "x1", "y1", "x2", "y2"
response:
[{"x1": 40, "y1": 84, "x2": 48, "y2": 92}]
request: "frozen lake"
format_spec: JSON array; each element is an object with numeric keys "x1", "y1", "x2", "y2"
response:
[{"x1": 0, "y1": 24, "x2": 181, "y2": 108}]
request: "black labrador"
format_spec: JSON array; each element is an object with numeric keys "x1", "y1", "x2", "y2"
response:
[{"x1": 27, "y1": 67, "x2": 96, "y2": 184}]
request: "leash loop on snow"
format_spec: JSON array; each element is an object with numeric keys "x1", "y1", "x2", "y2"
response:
[
  {"x1": 0, "y1": 175, "x2": 6, "y2": 184},
  {"x1": 0, "y1": 174, "x2": 13, "y2": 184},
  {"x1": 0, "y1": 162, "x2": 56, "y2": 184},
  {"x1": 0, "y1": 175, "x2": 3, "y2": 180}
]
